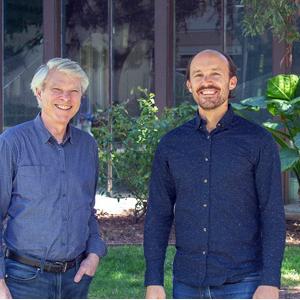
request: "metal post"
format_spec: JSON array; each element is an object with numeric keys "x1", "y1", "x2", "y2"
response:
[{"x1": 107, "y1": 0, "x2": 113, "y2": 194}]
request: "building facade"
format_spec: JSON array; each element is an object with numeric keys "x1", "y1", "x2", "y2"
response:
[{"x1": 1, "y1": 0, "x2": 300, "y2": 203}]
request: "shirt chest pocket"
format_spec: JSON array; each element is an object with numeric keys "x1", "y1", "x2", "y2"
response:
[{"x1": 15, "y1": 165, "x2": 57, "y2": 200}]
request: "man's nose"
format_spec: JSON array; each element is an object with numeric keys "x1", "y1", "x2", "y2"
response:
[
  {"x1": 202, "y1": 75, "x2": 213, "y2": 83},
  {"x1": 60, "y1": 91, "x2": 71, "y2": 101}
]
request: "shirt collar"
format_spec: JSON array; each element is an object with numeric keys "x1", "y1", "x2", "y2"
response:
[
  {"x1": 33, "y1": 113, "x2": 73, "y2": 145},
  {"x1": 195, "y1": 104, "x2": 235, "y2": 130}
]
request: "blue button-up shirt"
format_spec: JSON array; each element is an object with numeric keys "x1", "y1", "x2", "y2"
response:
[
  {"x1": 144, "y1": 105, "x2": 286, "y2": 288},
  {"x1": 0, "y1": 114, "x2": 107, "y2": 278}
]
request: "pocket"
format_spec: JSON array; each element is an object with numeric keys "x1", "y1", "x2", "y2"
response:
[
  {"x1": 5, "y1": 259, "x2": 40, "y2": 282},
  {"x1": 15, "y1": 166, "x2": 43, "y2": 199}
]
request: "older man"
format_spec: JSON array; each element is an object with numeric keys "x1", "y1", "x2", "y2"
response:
[
  {"x1": 0, "y1": 58, "x2": 106, "y2": 299},
  {"x1": 144, "y1": 49, "x2": 286, "y2": 299}
]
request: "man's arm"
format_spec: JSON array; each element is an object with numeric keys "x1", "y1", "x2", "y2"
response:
[
  {"x1": 254, "y1": 135, "x2": 286, "y2": 291},
  {"x1": 74, "y1": 143, "x2": 106, "y2": 282},
  {"x1": 0, "y1": 138, "x2": 14, "y2": 298},
  {"x1": 144, "y1": 143, "x2": 176, "y2": 295}
]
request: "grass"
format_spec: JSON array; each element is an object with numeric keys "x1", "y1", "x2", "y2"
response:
[{"x1": 89, "y1": 245, "x2": 300, "y2": 299}]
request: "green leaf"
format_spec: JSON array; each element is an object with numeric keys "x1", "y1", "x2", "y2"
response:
[
  {"x1": 240, "y1": 96, "x2": 267, "y2": 108},
  {"x1": 267, "y1": 99, "x2": 292, "y2": 112},
  {"x1": 263, "y1": 121, "x2": 281, "y2": 130},
  {"x1": 294, "y1": 133, "x2": 300, "y2": 149},
  {"x1": 266, "y1": 74, "x2": 299, "y2": 100},
  {"x1": 280, "y1": 148, "x2": 299, "y2": 171},
  {"x1": 231, "y1": 103, "x2": 248, "y2": 110}
]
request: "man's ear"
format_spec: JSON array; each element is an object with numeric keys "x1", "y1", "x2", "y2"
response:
[
  {"x1": 229, "y1": 76, "x2": 237, "y2": 90},
  {"x1": 35, "y1": 88, "x2": 42, "y2": 101},
  {"x1": 186, "y1": 81, "x2": 192, "y2": 93}
]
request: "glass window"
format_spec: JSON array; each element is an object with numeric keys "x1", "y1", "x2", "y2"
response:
[
  {"x1": 64, "y1": 0, "x2": 109, "y2": 122},
  {"x1": 112, "y1": 0, "x2": 154, "y2": 114},
  {"x1": 174, "y1": 0, "x2": 273, "y2": 122},
  {"x1": 4, "y1": 0, "x2": 43, "y2": 128},
  {"x1": 63, "y1": 0, "x2": 154, "y2": 118}
]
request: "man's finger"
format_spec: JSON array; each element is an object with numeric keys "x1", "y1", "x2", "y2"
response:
[{"x1": 74, "y1": 267, "x2": 86, "y2": 283}]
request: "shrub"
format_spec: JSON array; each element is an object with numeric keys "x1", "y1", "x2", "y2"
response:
[{"x1": 92, "y1": 88, "x2": 196, "y2": 221}]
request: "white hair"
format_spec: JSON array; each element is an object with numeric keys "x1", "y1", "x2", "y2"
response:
[{"x1": 30, "y1": 57, "x2": 89, "y2": 97}]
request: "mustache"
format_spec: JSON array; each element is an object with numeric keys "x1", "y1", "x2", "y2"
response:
[{"x1": 198, "y1": 85, "x2": 220, "y2": 92}]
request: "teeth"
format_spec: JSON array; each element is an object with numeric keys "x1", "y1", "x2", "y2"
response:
[
  {"x1": 201, "y1": 89, "x2": 216, "y2": 95},
  {"x1": 56, "y1": 105, "x2": 71, "y2": 110}
]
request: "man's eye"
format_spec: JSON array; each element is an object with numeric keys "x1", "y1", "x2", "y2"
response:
[{"x1": 52, "y1": 88, "x2": 62, "y2": 92}]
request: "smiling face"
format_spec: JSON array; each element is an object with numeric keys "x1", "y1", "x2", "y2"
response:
[
  {"x1": 36, "y1": 69, "x2": 82, "y2": 128},
  {"x1": 186, "y1": 51, "x2": 237, "y2": 110}
]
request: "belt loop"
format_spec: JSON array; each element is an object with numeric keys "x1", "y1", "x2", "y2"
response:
[{"x1": 40, "y1": 257, "x2": 46, "y2": 274}]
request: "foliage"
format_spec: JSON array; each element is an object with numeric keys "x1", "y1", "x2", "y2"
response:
[
  {"x1": 233, "y1": 74, "x2": 300, "y2": 197},
  {"x1": 92, "y1": 88, "x2": 196, "y2": 221},
  {"x1": 88, "y1": 245, "x2": 300, "y2": 298},
  {"x1": 241, "y1": 0, "x2": 300, "y2": 44},
  {"x1": 241, "y1": 0, "x2": 300, "y2": 69}
]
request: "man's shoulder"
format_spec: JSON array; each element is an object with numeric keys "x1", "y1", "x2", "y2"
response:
[
  {"x1": 70, "y1": 126, "x2": 97, "y2": 146},
  {"x1": 159, "y1": 118, "x2": 196, "y2": 145},
  {"x1": 0, "y1": 119, "x2": 35, "y2": 142},
  {"x1": 233, "y1": 114, "x2": 273, "y2": 140}
]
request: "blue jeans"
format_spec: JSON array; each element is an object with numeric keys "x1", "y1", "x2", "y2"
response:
[
  {"x1": 173, "y1": 272, "x2": 261, "y2": 299},
  {"x1": 5, "y1": 258, "x2": 93, "y2": 299}
]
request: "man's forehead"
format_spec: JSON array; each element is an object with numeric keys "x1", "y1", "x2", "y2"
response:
[
  {"x1": 45, "y1": 69, "x2": 81, "y2": 84},
  {"x1": 190, "y1": 51, "x2": 229, "y2": 70}
]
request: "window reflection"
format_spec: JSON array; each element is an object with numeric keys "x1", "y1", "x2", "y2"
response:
[
  {"x1": 4, "y1": 0, "x2": 43, "y2": 127},
  {"x1": 64, "y1": 0, "x2": 154, "y2": 117},
  {"x1": 175, "y1": 0, "x2": 273, "y2": 114}
]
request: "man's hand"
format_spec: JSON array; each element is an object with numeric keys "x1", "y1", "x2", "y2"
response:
[
  {"x1": 0, "y1": 279, "x2": 12, "y2": 299},
  {"x1": 253, "y1": 285, "x2": 279, "y2": 299},
  {"x1": 145, "y1": 285, "x2": 166, "y2": 299},
  {"x1": 74, "y1": 253, "x2": 100, "y2": 283}
]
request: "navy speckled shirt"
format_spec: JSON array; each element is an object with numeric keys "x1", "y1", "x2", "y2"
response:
[
  {"x1": 0, "y1": 114, "x2": 107, "y2": 279},
  {"x1": 144, "y1": 105, "x2": 286, "y2": 288}
]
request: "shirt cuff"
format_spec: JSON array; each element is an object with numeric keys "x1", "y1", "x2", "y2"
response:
[
  {"x1": 261, "y1": 268, "x2": 281, "y2": 288},
  {"x1": 0, "y1": 256, "x2": 4, "y2": 279},
  {"x1": 86, "y1": 238, "x2": 107, "y2": 258},
  {"x1": 144, "y1": 259, "x2": 165, "y2": 286}
]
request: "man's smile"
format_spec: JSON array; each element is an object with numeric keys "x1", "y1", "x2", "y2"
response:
[{"x1": 55, "y1": 104, "x2": 72, "y2": 111}]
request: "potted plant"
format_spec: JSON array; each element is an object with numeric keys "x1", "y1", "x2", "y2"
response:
[{"x1": 233, "y1": 74, "x2": 300, "y2": 202}]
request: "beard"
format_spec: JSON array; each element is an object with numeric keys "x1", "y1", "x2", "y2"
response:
[{"x1": 196, "y1": 95, "x2": 227, "y2": 110}]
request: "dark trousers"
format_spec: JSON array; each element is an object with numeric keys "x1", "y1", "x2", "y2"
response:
[
  {"x1": 173, "y1": 272, "x2": 261, "y2": 299},
  {"x1": 5, "y1": 258, "x2": 92, "y2": 299}
]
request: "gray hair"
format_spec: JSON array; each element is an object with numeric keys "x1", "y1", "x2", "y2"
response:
[{"x1": 30, "y1": 57, "x2": 89, "y2": 97}]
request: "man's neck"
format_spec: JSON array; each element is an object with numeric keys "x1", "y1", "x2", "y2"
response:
[
  {"x1": 41, "y1": 113, "x2": 67, "y2": 144},
  {"x1": 199, "y1": 102, "x2": 229, "y2": 133}
]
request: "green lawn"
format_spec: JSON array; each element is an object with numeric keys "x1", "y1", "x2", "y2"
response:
[{"x1": 89, "y1": 245, "x2": 300, "y2": 299}]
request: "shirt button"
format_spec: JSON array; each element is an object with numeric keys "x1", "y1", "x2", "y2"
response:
[
  {"x1": 202, "y1": 251, "x2": 206, "y2": 255},
  {"x1": 203, "y1": 179, "x2": 208, "y2": 183},
  {"x1": 217, "y1": 123, "x2": 221, "y2": 127},
  {"x1": 207, "y1": 135, "x2": 210, "y2": 139},
  {"x1": 203, "y1": 227, "x2": 207, "y2": 232},
  {"x1": 204, "y1": 157, "x2": 209, "y2": 162},
  {"x1": 203, "y1": 203, "x2": 207, "y2": 208}
]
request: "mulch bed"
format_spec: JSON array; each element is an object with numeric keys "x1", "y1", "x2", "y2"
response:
[
  {"x1": 98, "y1": 211, "x2": 300, "y2": 246},
  {"x1": 97, "y1": 211, "x2": 300, "y2": 298}
]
